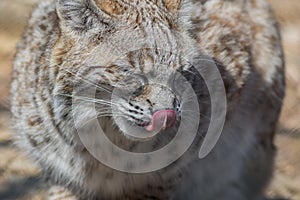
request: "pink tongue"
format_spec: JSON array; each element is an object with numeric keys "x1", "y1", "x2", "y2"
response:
[{"x1": 145, "y1": 110, "x2": 176, "y2": 132}]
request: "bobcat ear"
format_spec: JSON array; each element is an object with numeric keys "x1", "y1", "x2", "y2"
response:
[
  {"x1": 162, "y1": 0, "x2": 182, "y2": 14},
  {"x1": 56, "y1": 0, "x2": 112, "y2": 32}
]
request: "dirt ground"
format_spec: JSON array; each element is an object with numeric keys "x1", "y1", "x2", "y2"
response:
[{"x1": 0, "y1": 0, "x2": 299, "y2": 200}]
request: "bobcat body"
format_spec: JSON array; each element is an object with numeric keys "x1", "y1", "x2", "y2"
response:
[{"x1": 11, "y1": 0, "x2": 285, "y2": 199}]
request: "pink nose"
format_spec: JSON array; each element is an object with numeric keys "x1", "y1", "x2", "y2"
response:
[{"x1": 144, "y1": 110, "x2": 177, "y2": 132}]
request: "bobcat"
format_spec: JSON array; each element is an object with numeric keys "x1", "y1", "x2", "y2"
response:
[{"x1": 11, "y1": 0, "x2": 285, "y2": 199}]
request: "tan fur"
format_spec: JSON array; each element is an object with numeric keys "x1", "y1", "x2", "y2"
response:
[
  {"x1": 11, "y1": 0, "x2": 284, "y2": 199},
  {"x1": 163, "y1": 0, "x2": 181, "y2": 13}
]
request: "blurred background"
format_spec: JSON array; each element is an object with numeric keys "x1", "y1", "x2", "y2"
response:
[{"x1": 0, "y1": 0, "x2": 299, "y2": 199}]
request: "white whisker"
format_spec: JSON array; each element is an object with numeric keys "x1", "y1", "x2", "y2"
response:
[
  {"x1": 55, "y1": 93, "x2": 119, "y2": 106},
  {"x1": 61, "y1": 67, "x2": 112, "y2": 93}
]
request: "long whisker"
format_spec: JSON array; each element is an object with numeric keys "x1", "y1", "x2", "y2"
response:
[
  {"x1": 55, "y1": 93, "x2": 119, "y2": 106},
  {"x1": 183, "y1": 69, "x2": 204, "y2": 82},
  {"x1": 75, "y1": 113, "x2": 126, "y2": 129},
  {"x1": 97, "y1": 114, "x2": 125, "y2": 118},
  {"x1": 181, "y1": 110, "x2": 211, "y2": 120},
  {"x1": 182, "y1": 98, "x2": 212, "y2": 106},
  {"x1": 61, "y1": 67, "x2": 113, "y2": 94}
]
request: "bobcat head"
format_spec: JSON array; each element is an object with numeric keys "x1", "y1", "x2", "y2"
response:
[{"x1": 52, "y1": 0, "x2": 203, "y2": 140}]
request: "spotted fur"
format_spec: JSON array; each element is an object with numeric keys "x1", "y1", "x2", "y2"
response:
[{"x1": 11, "y1": 0, "x2": 284, "y2": 199}]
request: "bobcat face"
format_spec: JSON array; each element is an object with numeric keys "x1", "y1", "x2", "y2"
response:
[
  {"x1": 53, "y1": 0, "x2": 196, "y2": 138},
  {"x1": 110, "y1": 61, "x2": 186, "y2": 138}
]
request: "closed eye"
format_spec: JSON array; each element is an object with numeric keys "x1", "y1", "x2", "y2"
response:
[
  {"x1": 173, "y1": 98, "x2": 181, "y2": 113},
  {"x1": 132, "y1": 86, "x2": 144, "y2": 96}
]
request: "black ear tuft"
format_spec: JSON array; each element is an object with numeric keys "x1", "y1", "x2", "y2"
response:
[{"x1": 57, "y1": 0, "x2": 108, "y2": 32}]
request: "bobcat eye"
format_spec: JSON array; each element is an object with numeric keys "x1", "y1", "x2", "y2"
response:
[
  {"x1": 127, "y1": 74, "x2": 148, "y2": 96},
  {"x1": 118, "y1": 74, "x2": 145, "y2": 96},
  {"x1": 132, "y1": 74, "x2": 148, "y2": 85},
  {"x1": 132, "y1": 86, "x2": 144, "y2": 96},
  {"x1": 171, "y1": 73, "x2": 186, "y2": 96},
  {"x1": 173, "y1": 97, "x2": 181, "y2": 114}
]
